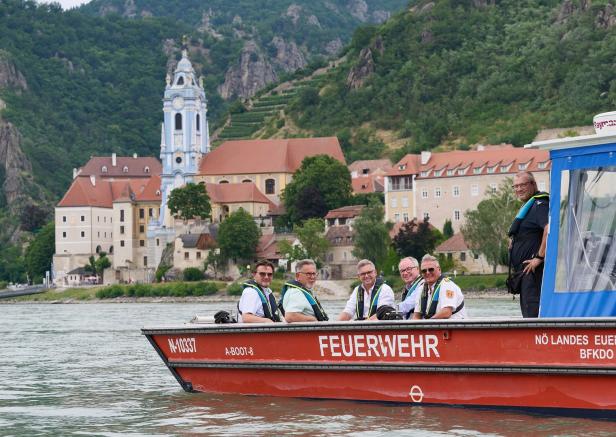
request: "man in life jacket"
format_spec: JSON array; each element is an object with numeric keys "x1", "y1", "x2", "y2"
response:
[
  {"x1": 397, "y1": 256, "x2": 424, "y2": 319},
  {"x1": 412, "y1": 254, "x2": 466, "y2": 320},
  {"x1": 509, "y1": 171, "x2": 549, "y2": 318},
  {"x1": 280, "y1": 259, "x2": 328, "y2": 322},
  {"x1": 237, "y1": 260, "x2": 282, "y2": 323},
  {"x1": 338, "y1": 259, "x2": 395, "y2": 321}
]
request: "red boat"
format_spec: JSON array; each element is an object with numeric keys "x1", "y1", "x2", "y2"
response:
[{"x1": 144, "y1": 125, "x2": 616, "y2": 417}]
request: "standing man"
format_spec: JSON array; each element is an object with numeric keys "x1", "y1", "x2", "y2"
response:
[
  {"x1": 397, "y1": 257, "x2": 424, "y2": 319},
  {"x1": 338, "y1": 259, "x2": 395, "y2": 321},
  {"x1": 509, "y1": 171, "x2": 549, "y2": 318},
  {"x1": 237, "y1": 260, "x2": 282, "y2": 323},
  {"x1": 413, "y1": 254, "x2": 466, "y2": 320},
  {"x1": 280, "y1": 259, "x2": 328, "y2": 322}
]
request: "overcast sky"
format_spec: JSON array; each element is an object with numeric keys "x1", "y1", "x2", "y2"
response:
[{"x1": 38, "y1": 0, "x2": 92, "y2": 9}]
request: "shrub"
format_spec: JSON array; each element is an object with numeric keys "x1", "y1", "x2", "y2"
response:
[
  {"x1": 226, "y1": 282, "x2": 243, "y2": 296},
  {"x1": 183, "y1": 267, "x2": 204, "y2": 281}
]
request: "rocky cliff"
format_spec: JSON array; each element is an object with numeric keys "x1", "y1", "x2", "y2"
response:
[{"x1": 218, "y1": 42, "x2": 278, "y2": 99}]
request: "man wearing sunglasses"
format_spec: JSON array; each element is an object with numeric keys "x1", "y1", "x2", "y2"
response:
[
  {"x1": 280, "y1": 259, "x2": 328, "y2": 322},
  {"x1": 397, "y1": 257, "x2": 424, "y2": 319},
  {"x1": 238, "y1": 260, "x2": 282, "y2": 323},
  {"x1": 338, "y1": 259, "x2": 395, "y2": 321},
  {"x1": 412, "y1": 254, "x2": 466, "y2": 320}
]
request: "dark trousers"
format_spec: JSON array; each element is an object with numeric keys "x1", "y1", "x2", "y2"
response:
[{"x1": 519, "y1": 266, "x2": 543, "y2": 318}]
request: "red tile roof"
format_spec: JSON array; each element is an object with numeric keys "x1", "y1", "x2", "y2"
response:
[
  {"x1": 348, "y1": 159, "x2": 392, "y2": 176},
  {"x1": 199, "y1": 137, "x2": 345, "y2": 175},
  {"x1": 351, "y1": 175, "x2": 385, "y2": 193},
  {"x1": 389, "y1": 219, "x2": 436, "y2": 239},
  {"x1": 435, "y1": 233, "x2": 472, "y2": 252},
  {"x1": 58, "y1": 175, "x2": 159, "y2": 208},
  {"x1": 78, "y1": 156, "x2": 161, "y2": 178},
  {"x1": 324, "y1": 205, "x2": 364, "y2": 219},
  {"x1": 256, "y1": 234, "x2": 294, "y2": 260},
  {"x1": 387, "y1": 145, "x2": 550, "y2": 178},
  {"x1": 134, "y1": 175, "x2": 162, "y2": 202},
  {"x1": 205, "y1": 182, "x2": 272, "y2": 205}
]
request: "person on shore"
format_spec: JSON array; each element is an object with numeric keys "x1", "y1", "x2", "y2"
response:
[
  {"x1": 338, "y1": 259, "x2": 395, "y2": 321},
  {"x1": 397, "y1": 256, "x2": 424, "y2": 319},
  {"x1": 237, "y1": 260, "x2": 282, "y2": 323},
  {"x1": 413, "y1": 254, "x2": 466, "y2": 320},
  {"x1": 280, "y1": 259, "x2": 328, "y2": 322},
  {"x1": 508, "y1": 171, "x2": 549, "y2": 318}
]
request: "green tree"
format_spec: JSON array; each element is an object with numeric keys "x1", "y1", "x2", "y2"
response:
[
  {"x1": 183, "y1": 267, "x2": 204, "y2": 281},
  {"x1": 204, "y1": 250, "x2": 226, "y2": 279},
  {"x1": 443, "y1": 219, "x2": 454, "y2": 239},
  {"x1": 282, "y1": 155, "x2": 352, "y2": 225},
  {"x1": 279, "y1": 218, "x2": 330, "y2": 266},
  {"x1": 393, "y1": 218, "x2": 439, "y2": 260},
  {"x1": 168, "y1": 183, "x2": 212, "y2": 221},
  {"x1": 85, "y1": 252, "x2": 111, "y2": 283},
  {"x1": 352, "y1": 200, "x2": 391, "y2": 270},
  {"x1": 217, "y1": 208, "x2": 261, "y2": 262},
  {"x1": 461, "y1": 179, "x2": 518, "y2": 274},
  {"x1": 24, "y1": 222, "x2": 55, "y2": 283}
]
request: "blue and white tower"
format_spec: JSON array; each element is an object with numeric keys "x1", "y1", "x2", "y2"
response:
[{"x1": 148, "y1": 48, "x2": 210, "y2": 267}]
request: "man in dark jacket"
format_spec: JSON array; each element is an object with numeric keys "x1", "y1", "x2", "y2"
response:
[{"x1": 509, "y1": 171, "x2": 549, "y2": 318}]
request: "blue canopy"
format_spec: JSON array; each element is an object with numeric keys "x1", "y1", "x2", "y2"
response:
[{"x1": 539, "y1": 139, "x2": 616, "y2": 317}]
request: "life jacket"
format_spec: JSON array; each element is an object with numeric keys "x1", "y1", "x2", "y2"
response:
[
  {"x1": 401, "y1": 276, "x2": 423, "y2": 319},
  {"x1": 278, "y1": 280, "x2": 329, "y2": 321},
  {"x1": 418, "y1": 276, "x2": 464, "y2": 319},
  {"x1": 508, "y1": 192, "x2": 549, "y2": 238},
  {"x1": 238, "y1": 279, "x2": 281, "y2": 322},
  {"x1": 355, "y1": 277, "x2": 385, "y2": 320}
]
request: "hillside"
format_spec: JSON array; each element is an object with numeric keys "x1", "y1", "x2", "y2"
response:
[{"x1": 281, "y1": 0, "x2": 616, "y2": 158}]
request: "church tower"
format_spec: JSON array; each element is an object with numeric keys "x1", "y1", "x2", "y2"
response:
[
  {"x1": 159, "y1": 46, "x2": 210, "y2": 226},
  {"x1": 148, "y1": 46, "x2": 210, "y2": 267}
]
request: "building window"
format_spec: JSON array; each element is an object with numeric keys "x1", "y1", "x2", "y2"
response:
[
  {"x1": 139, "y1": 225, "x2": 144, "y2": 233},
  {"x1": 156, "y1": 238, "x2": 160, "y2": 246},
  {"x1": 518, "y1": 163, "x2": 527, "y2": 170},
  {"x1": 391, "y1": 197, "x2": 397, "y2": 208},
  {"x1": 62, "y1": 216, "x2": 66, "y2": 222},
  {"x1": 102, "y1": 166, "x2": 108, "y2": 173},
  {"x1": 453, "y1": 186, "x2": 460, "y2": 197},
  {"x1": 196, "y1": 114, "x2": 200, "y2": 131},
  {"x1": 401, "y1": 197, "x2": 408, "y2": 208},
  {"x1": 149, "y1": 208, "x2": 154, "y2": 218},
  {"x1": 184, "y1": 252, "x2": 189, "y2": 260},
  {"x1": 104, "y1": 232, "x2": 106, "y2": 238},
  {"x1": 120, "y1": 210, "x2": 125, "y2": 222},
  {"x1": 435, "y1": 187, "x2": 442, "y2": 198},
  {"x1": 487, "y1": 166, "x2": 496, "y2": 174},
  {"x1": 421, "y1": 188, "x2": 428, "y2": 199},
  {"x1": 242, "y1": 179, "x2": 252, "y2": 183},
  {"x1": 97, "y1": 232, "x2": 100, "y2": 237},
  {"x1": 390, "y1": 177, "x2": 400, "y2": 191},
  {"x1": 423, "y1": 212, "x2": 430, "y2": 221},
  {"x1": 120, "y1": 240, "x2": 125, "y2": 247},
  {"x1": 394, "y1": 213, "x2": 400, "y2": 222},
  {"x1": 403, "y1": 213, "x2": 409, "y2": 222},
  {"x1": 139, "y1": 209, "x2": 145, "y2": 219},
  {"x1": 97, "y1": 216, "x2": 100, "y2": 223},
  {"x1": 81, "y1": 231, "x2": 85, "y2": 238},
  {"x1": 81, "y1": 215, "x2": 85, "y2": 222},
  {"x1": 435, "y1": 170, "x2": 442, "y2": 177},
  {"x1": 196, "y1": 252, "x2": 202, "y2": 259},
  {"x1": 473, "y1": 167, "x2": 482, "y2": 175},
  {"x1": 123, "y1": 166, "x2": 129, "y2": 173},
  {"x1": 447, "y1": 169, "x2": 454, "y2": 176},
  {"x1": 500, "y1": 164, "x2": 511, "y2": 172},
  {"x1": 538, "y1": 162, "x2": 547, "y2": 169},
  {"x1": 471, "y1": 184, "x2": 479, "y2": 196},
  {"x1": 219, "y1": 179, "x2": 229, "y2": 184},
  {"x1": 175, "y1": 113, "x2": 182, "y2": 130},
  {"x1": 62, "y1": 232, "x2": 67, "y2": 238},
  {"x1": 460, "y1": 252, "x2": 466, "y2": 261},
  {"x1": 120, "y1": 226, "x2": 125, "y2": 234},
  {"x1": 457, "y1": 168, "x2": 467, "y2": 176},
  {"x1": 265, "y1": 178, "x2": 275, "y2": 194},
  {"x1": 109, "y1": 246, "x2": 113, "y2": 254},
  {"x1": 144, "y1": 166, "x2": 150, "y2": 173},
  {"x1": 474, "y1": 252, "x2": 479, "y2": 260},
  {"x1": 139, "y1": 240, "x2": 145, "y2": 247},
  {"x1": 402, "y1": 176, "x2": 412, "y2": 190},
  {"x1": 420, "y1": 171, "x2": 428, "y2": 177},
  {"x1": 454, "y1": 210, "x2": 461, "y2": 221},
  {"x1": 96, "y1": 245, "x2": 101, "y2": 254},
  {"x1": 143, "y1": 256, "x2": 148, "y2": 267},
  {"x1": 105, "y1": 217, "x2": 107, "y2": 223},
  {"x1": 490, "y1": 183, "x2": 497, "y2": 194}
]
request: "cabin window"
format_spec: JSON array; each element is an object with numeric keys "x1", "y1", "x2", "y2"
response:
[{"x1": 555, "y1": 167, "x2": 616, "y2": 292}]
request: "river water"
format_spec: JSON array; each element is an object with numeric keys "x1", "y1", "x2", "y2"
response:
[{"x1": 1, "y1": 299, "x2": 614, "y2": 436}]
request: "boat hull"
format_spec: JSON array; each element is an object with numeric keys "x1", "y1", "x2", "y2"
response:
[{"x1": 143, "y1": 319, "x2": 616, "y2": 416}]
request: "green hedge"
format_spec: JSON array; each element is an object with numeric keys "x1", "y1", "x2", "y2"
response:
[{"x1": 95, "y1": 281, "x2": 222, "y2": 299}]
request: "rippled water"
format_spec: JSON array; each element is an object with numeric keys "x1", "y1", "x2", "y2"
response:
[{"x1": 1, "y1": 299, "x2": 614, "y2": 436}]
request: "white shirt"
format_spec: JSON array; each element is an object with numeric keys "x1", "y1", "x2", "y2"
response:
[
  {"x1": 414, "y1": 278, "x2": 466, "y2": 319},
  {"x1": 342, "y1": 282, "x2": 395, "y2": 319},
  {"x1": 238, "y1": 285, "x2": 275, "y2": 322},
  {"x1": 398, "y1": 277, "x2": 424, "y2": 317}
]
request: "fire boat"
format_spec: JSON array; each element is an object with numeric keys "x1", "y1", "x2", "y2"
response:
[{"x1": 143, "y1": 115, "x2": 616, "y2": 417}]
